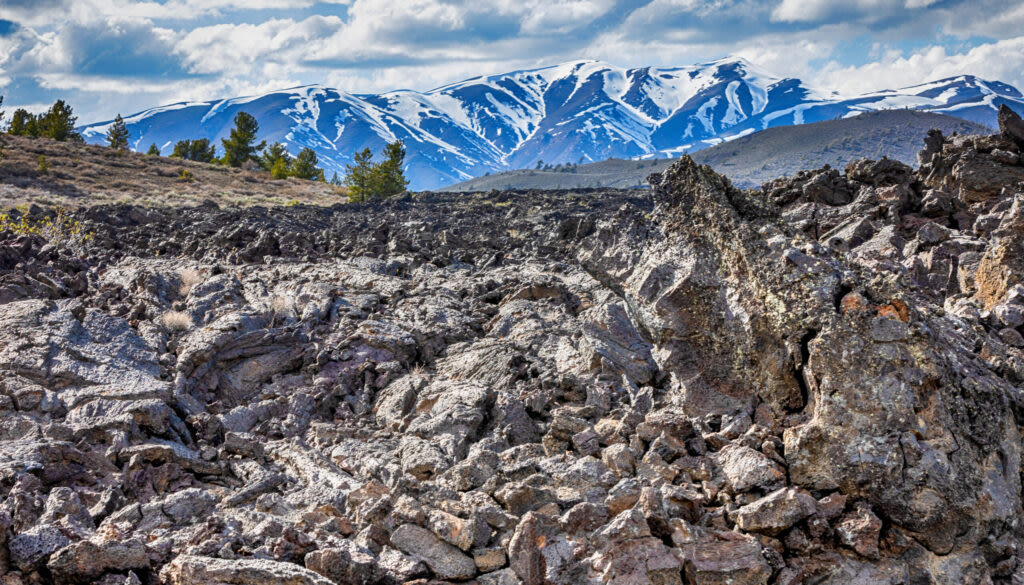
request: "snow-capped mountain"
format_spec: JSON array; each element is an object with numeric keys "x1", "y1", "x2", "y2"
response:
[{"x1": 79, "y1": 57, "x2": 1024, "y2": 190}]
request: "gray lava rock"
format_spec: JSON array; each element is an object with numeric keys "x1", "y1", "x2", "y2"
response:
[{"x1": 389, "y1": 523, "x2": 477, "y2": 581}]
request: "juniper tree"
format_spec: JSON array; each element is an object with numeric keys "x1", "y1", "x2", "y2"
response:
[{"x1": 106, "y1": 114, "x2": 130, "y2": 150}]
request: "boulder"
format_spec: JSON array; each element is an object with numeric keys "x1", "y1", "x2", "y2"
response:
[
  {"x1": 48, "y1": 540, "x2": 150, "y2": 584},
  {"x1": 159, "y1": 555, "x2": 335, "y2": 585},
  {"x1": 389, "y1": 524, "x2": 477, "y2": 581},
  {"x1": 732, "y1": 487, "x2": 817, "y2": 536},
  {"x1": 998, "y1": 104, "x2": 1024, "y2": 148},
  {"x1": 680, "y1": 538, "x2": 770, "y2": 585},
  {"x1": 305, "y1": 541, "x2": 391, "y2": 585},
  {"x1": 714, "y1": 444, "x2": 786, "y2": 494}
]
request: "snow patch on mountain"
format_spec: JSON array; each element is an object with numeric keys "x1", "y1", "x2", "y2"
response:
[{"x1": 80, "y1": 57, "x2": 1024, "y2": 190}]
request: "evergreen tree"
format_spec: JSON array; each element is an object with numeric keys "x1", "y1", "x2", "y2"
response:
[
  {"x1": 8, "y1": 109, "x2": 39, "y2": 137},
  {"x1": 171, "y1": 139, "x2": 216, "y2": 162},
  {"x1": 38, "y1": 100, "x2": 82, "y2": 142},
  {"x1": 344, "y1": 148, "x2": 375, "y2": 203},
  {"x1": 290, "y1": 148, "x2": 319, "y2": 180},
  {"x1": 372, "y1": 140, "x2": 409, "y2": 198},
  {"x1": 147, "y1": 143, "x2": 160, "y2": 155},
  {"x1": 106, "y1": 114, "x2": 130, "y2": 150},
  {"x1": 170, "y1": 140, "x2": 189, "y2": 159},
  {"x1": 221, "y1": 111, "x2": 265, "y2": 167},
  {"x1": 259, "y1": 142, "x2": 291, "y2": 171},
  {"x1": 329, "y1": 171, "x2": 342, "y2": 186},
  {"x1": 270, "y1": 157, "x2": 290, "y2": 179}
]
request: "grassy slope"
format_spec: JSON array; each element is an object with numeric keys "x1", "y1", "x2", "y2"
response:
[
  {"x1": 0, "y1": 134, "x2": 348, "y2": 209},
  {"x1": 444, "y1": 110, "x2": 993, "y2": 192}
]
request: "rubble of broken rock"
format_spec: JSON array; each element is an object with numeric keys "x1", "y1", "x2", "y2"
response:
[{"x1": 3, "y1": 106, "x2": 1024, "y2": 585}]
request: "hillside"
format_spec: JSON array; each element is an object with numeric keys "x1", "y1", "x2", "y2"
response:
[
  {"x1": 78, "y1": 57, "x2": 1024, "y2": 190},
  {"x1": 445, "y1": 110, "x2": 994, "y2": 191},
  {"x1": 0, "y1": 134, "x2": 347, "y2": 209}
]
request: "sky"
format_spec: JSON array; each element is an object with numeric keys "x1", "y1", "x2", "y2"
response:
[{"x1": 1, "y1": 0, "x2": 1023, "y2": 124}]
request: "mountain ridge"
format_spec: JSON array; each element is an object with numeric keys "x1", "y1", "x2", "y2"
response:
[
  {"x1": 443, "y1": 109, "x2": 995, "y2": 192},
  {"x1": 78, "y1": 57, "x2": 1024, "y2": 190}
]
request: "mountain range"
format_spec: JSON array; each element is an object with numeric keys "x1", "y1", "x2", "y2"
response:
[{"x1": 79, "y1": 57, "x2": 1024, "y2": 190}]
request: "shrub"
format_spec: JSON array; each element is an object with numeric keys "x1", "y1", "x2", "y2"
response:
[
  {"x1": 0, "y1": 206, "x2": 93, "y2": 247},
  {"x1": 37, "y1": 155, "x2": 49, "y2": 174},
  {"x1": 178, "y1": 268, "x2": 204, "y2": 297},
  {"x1": 270, "y1": 157, "x2": 289, "y2": 179},
  {"x1": 160, "y1": 310, "x2": 193, "y2": 331},
  {"x1": 178, "y1": 169, "x2": 194, "y2": 182}
]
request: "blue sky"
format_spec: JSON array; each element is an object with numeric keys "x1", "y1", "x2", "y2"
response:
[{"x1": 1, "y1": 0, "x2": 1023, "y2": 124}]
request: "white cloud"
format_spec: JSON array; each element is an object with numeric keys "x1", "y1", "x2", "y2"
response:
[
  {"x1": 815, "y1": 36, "x2": 1024, "y2": 95},
  {"x1": 176, "y1": 16, "x2": 342, "y2": 74},
  {"x1": 771, "y1": 0, "x2": 932, "y2": 23},
  {"x1": 2, "y1": 0, "x2": 1023, "y2": 125}
]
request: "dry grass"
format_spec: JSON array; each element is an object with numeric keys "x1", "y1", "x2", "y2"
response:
[
  {"x1": 269, "y1": 295, "x2": 294, "y2": 320},
  {"x1": 160, "y1": 310, "x2": 193, "y2": 331},
  {"x1": 178, "y1": 268, "x2": 204, "y2": 297},
  {"x1": 0, "y1": 134, "x2": 350, "y2": 209}
]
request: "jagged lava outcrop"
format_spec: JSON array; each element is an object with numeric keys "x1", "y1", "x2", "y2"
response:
[{"x1": 3, "y1": 107, "x2": 1024, "y2": 584}]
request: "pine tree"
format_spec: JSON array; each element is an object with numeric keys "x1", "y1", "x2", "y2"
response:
[
  {"x1": 39, "y1": 100, "x2": 81, "y2": 142},
  {"x1": 147, "y1": 143, "x2": 160, "y2": 155},
  {"x1": 170, "y1": 140, "x2": 189, "y2": 159},
  {"x1": 344, "y1": 148, "x2": 375, "y2": 203},
  {"x1": 329, "y1": 171, "x2": 342, "y2": 186},
  {"x1": 106, "y1": 114, "x2": 130, "y2": 150},
  {"x1": 259, "y1": 142, "x2": 291, "y2": 171},
  {"x1": 171, "y1": 139, "x2": 216, "y2": 162},
  {"x1": 8, "y1": 109, "x2": 39, "y2": 137},
  {"x1": 373, "y1": 140, "x2": 409, "y2": 198},
  {"x1": 221, "y1": 111, "x2": 265, "y2": 167},
  {"x1": 290, "y1": 148, "x2": 319, "y2": 180}
]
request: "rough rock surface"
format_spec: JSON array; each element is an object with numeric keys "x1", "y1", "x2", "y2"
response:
[{"x1": 3, "y1": 116, "x2": 1024, "y2": 584}]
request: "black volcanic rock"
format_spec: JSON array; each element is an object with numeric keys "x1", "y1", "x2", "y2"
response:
[
  {"x1": 999, "y1": 103, "x2": 1024, "y2": 148},
  {"x1": 3, "y1": 126, "x2": 1024, "y2": 584}
]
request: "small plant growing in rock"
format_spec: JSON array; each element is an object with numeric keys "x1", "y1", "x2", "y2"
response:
[
  {"x1": 269, "y1": 295, "x2": 294, "y2": 318},
  {"x1": 178, "y1": 268, "x2": 204, "y2": 297},
  {"x1": 0, "y1": 206, "x2": 93, "y2": 247},
  {"x1": 37, "y1": 155, "x2": 49, "y2": 174},
  {"x1": 160, "y1": 310, "x2": 193, "y2": 331}
]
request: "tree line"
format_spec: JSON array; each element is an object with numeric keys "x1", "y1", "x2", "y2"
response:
[{"x1": 0, "y1": 96, "x2": 410, "y2": 197}]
